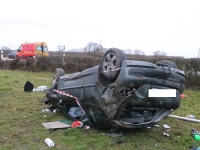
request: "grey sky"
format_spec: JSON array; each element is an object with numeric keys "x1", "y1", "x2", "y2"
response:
[{"x1": 1, "y1": 0, "x2": 200, "y2": 58}]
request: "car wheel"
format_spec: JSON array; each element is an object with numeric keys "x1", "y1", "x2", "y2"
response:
[
  {"x1": 157, "y1": 60, "x2": 178, "y2": 69},
  {"x1": 100, "y1": 48, "x2": 126, "y2": 80},
  {"x1": 52, "y1": 68, "x2": 65, "y2": 89}
]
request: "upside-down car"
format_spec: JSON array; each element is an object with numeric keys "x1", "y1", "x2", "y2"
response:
[{"x1": 45, "y1": 48, "x2": 185, "y2": 128}]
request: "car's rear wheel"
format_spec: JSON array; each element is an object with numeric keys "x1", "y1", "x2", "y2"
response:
[
  {"x1": 53, "y1": 68, "x2": 65, "y2": 89},
  {"x1": 100, "y1": 48, "x2": 126, "y2": 80},
  {"x1": 157, "y1": 60, "x2": 178, "y2": 69}
]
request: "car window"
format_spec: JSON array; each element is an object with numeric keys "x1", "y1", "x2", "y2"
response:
[
  {"x1": 36, "y1": 46, "x2": 42, "y2": 51},
  {"x1": 43, "y1": 46, "x2": 48, "y2": 52},
  {"x1": 36, "y1": 46, "x2": 48, "y2": 52}
]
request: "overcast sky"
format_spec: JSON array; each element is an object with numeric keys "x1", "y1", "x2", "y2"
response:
[{"x1": 1, "y1": 0, "x2": 200, "y2": 58}]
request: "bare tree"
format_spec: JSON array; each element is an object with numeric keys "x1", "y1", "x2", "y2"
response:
[
  {"x1": 133, "y1": 49, "x2": 145, "y2": 55},
  {"x1": 84, "y1": 42, "x2": 103, "y2": 55},
  {"x1": 1, "y1": 46, "x2": 11, "y2": 50},
  {"x1": 124, "y1": 49, "x2": 133, "y2": 55},
  {"x1": 152, "y1": 50, "x2": 167, "y2": 56}
]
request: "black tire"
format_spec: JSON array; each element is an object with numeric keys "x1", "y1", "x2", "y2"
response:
[
  {"x1": 100, "y1": 48, "x2": 126, "y2": 80},
  {"x1": 157, "y1": 60, "x2": 178, "y2": 69},
  {"x1": 52, "y1": 68, "x2": 65, "y2": 89}
]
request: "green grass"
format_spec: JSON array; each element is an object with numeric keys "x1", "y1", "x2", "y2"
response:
[{"x1": 0, "y1": 69, "x2": 200, "y2": 150}]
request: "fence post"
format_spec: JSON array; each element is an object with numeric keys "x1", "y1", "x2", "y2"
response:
[
  {"x1": 1, "y1": 51, "x2": 3, "y2": 60},
  {"x1": 62, "y1": 53, "x2": 66, "y2": 65}
]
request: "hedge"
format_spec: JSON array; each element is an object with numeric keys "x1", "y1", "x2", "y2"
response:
[{"x1": 0, "y1": 54, "x2": 199, "y2": 89}]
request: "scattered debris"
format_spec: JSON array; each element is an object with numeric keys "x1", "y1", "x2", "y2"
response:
[
  {"x1": 44, "y1": 115, "x2": 46, "y2": 118},
  {"x1": 163, "y1": 132, "x2": 170, "y2": 137},
  {"x1": 71, "y1": 121, "x2": 83, "y2": 128},
  {"x1": 53, "y1": 109, "x2": 57, "y2": 114},
  {"x1": 33, "y1": 86, "x2": 48, "y2": 92},
  {"x1": 45, "y1": 138, "x2": 54, "y2": 147},
  {"x1": 181, "y1": 94, "x2": 186, "y2": 98},
  {"x1": 162, "y1": 124, "x2": 171, "y2": 129},
  {"x1": 191, "y1": 129, "x2": 200, "y2": 141},
  {"x1": 42, "y1": 121, "x2": 71, "y2": 130},
  {"x1": 23, "y1": 116, "x2": 27, "y2": 117},
  {"x1": 24, "y1": 81, "x2": 34, "y2": 92},
  {"x1": 185, "y1": 114, "x2": 195, "y2": 119},
  {"x1": 42, "y1": 108, "x2": 57, "y2": 114},
  {"x1": 154, "y1": 125, "x2": 160, "y2": 127},
  {"x1": 84, "y1": 125, "x2": 90, "y2": 130},
  {"x1": 168, "y1": 115, "x2": 200, "y2": 123},
  {"x1": 42, "y1": 108, "x2": 51, "y2": 113}
]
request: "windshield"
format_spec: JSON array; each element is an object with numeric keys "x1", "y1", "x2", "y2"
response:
[{"x1": 18, "y1": 46, "x2": 22, "y2": 51}]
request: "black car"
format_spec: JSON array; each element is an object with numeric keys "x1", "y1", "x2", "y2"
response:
[
  {"x1": 7, "y1": 50, "x2": 17, "y2": 59},
  {"x1": 45, "y1": 48, "x2": 185, "y2": 129}
]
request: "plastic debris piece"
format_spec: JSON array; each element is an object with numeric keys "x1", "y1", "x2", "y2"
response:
[
  {"x1": 84, "y1": 125, "x2": 90, "y2": 130},
  {"x1": 42, "y1": 108, "x2": 54, "y2": 114},
  {"x1": 185, "y1": 114, "x2": 195, "y2": 119},
  {"x1": 180, "y1": 94, "x2": 186, "y2": 98},
  {"x1": 71, "y1": 121, "x2": 83, "y2": 128},
  {"x1": 162, "y1": 124, "x2": 171, "y2": 129},
  {"x1": 53, "y1": 109, "x2": 57, "y2": 114},
  {"x1": 45, "y1": 138, "x2": 54, "y2": 147},
  {"x1": 154, "y1": 125, "x2": 160, "y2": 127},
  {"x1": 33, "y1": 86, "x2": 48, "y2": 92},
  {"x1": 163, "y1": 132, "x2": 170, "y2": 137},
  {"x1": 191, "y1": 129, "x2": 200, "y2": 141}
]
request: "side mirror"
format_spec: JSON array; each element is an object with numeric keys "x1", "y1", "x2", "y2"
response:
[{"x1": 17, "y1": 49, "x2": 20, "y2": 52}]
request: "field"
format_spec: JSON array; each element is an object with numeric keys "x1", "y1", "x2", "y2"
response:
[{"x1": 0, "y1": 69, "x2": 200, "y2": 150}]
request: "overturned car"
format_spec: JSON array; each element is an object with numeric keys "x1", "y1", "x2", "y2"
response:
[{"x1": 45, "y1": 48, "x2": 185, "y2": 128}]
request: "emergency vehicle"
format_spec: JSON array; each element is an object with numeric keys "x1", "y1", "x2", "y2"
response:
[{"x1": 16, "y1": 42, "x2": 49, "y2": 59}]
